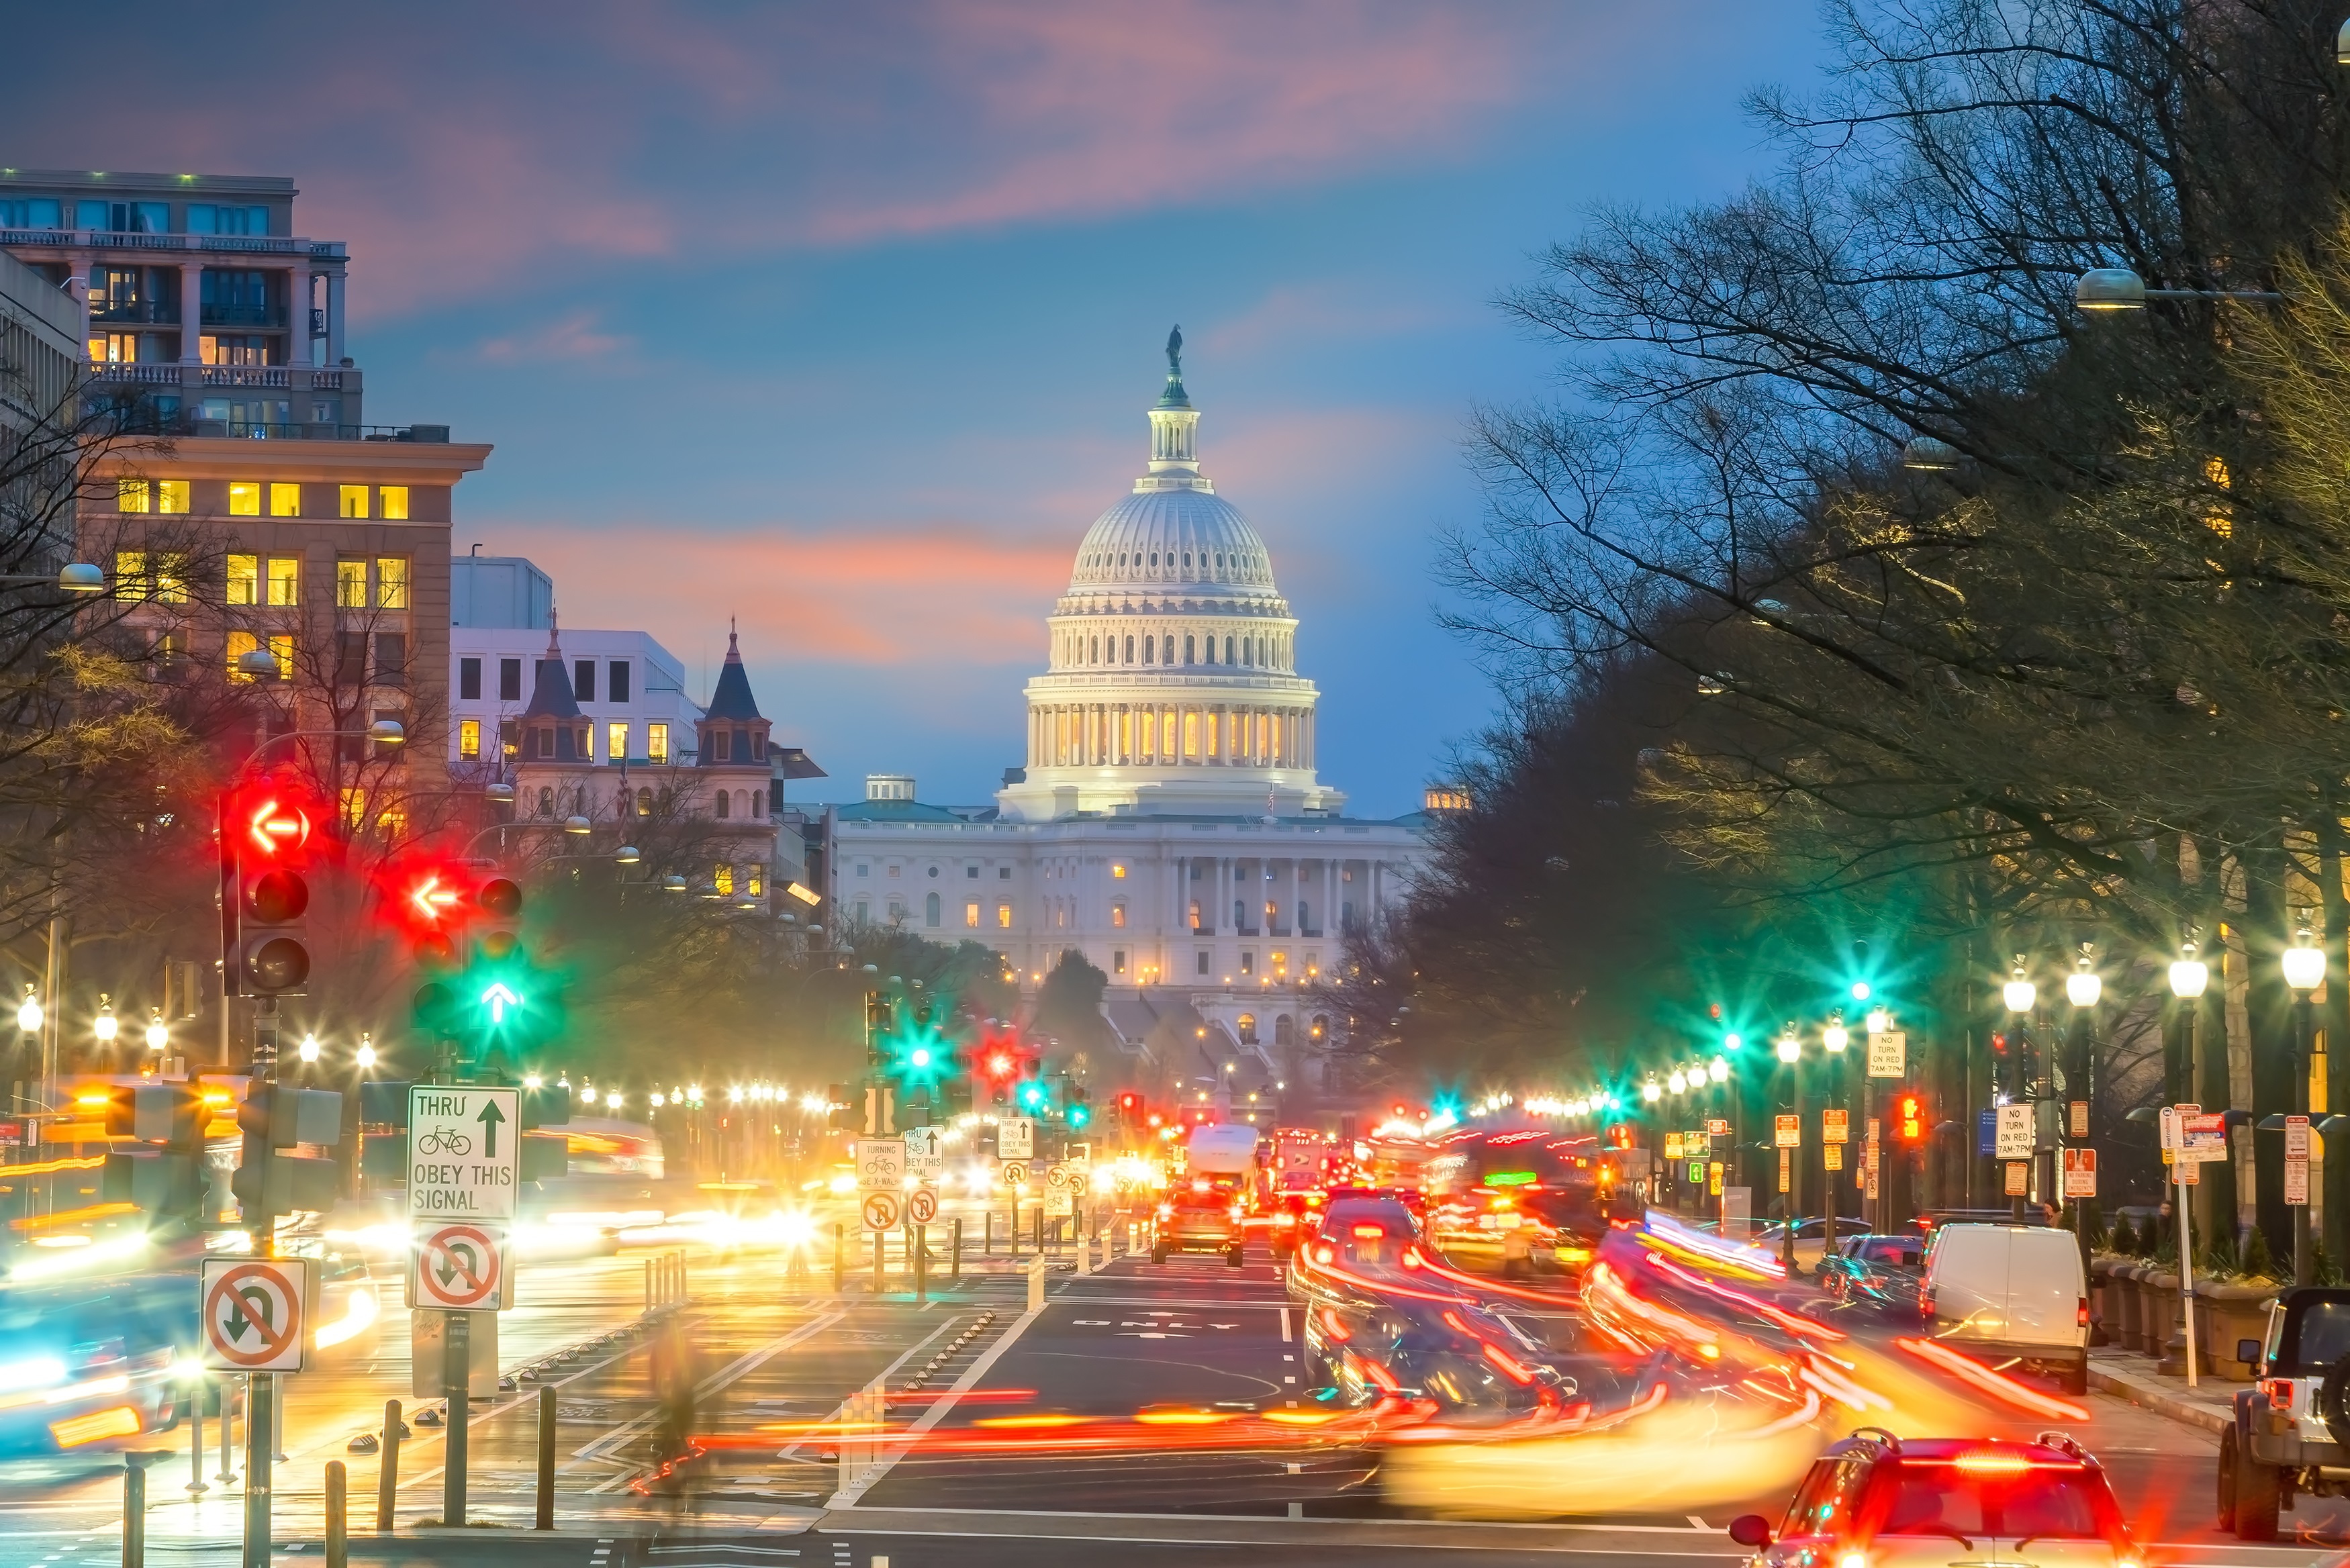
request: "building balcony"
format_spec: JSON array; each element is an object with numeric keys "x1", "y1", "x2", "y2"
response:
[
  {"x1": 199, "y1": 303, "x2": 282, "y2": 329},
  {"x1": 90, "y1": 299, "x2": 178, "y2": 325},
  {"x1": 0, "y1": 228, "x2": 346, "y2": 259},
  {"x1": 89, "y1": 362, "x2": 353, "y2": 391}
]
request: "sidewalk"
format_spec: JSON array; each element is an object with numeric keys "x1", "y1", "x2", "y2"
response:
[{"x1": 2086, "y1": 1348, "x2": 2240, "y2": 1433}]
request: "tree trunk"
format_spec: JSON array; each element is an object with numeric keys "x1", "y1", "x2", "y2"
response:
[{"x1": 2246, "y1": 841, "x2": 2293, "y2": 1263}]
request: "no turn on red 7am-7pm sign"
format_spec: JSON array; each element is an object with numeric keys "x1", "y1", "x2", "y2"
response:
[{"x1": 201, "y1": 1257, "x2": 314, "y2": 1372}]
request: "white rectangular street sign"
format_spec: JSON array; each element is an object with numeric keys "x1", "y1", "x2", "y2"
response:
[
  {"x1": 903, "y1": 1126, "x2": 947, "y2": 1182},
  {"x1": 2287, "y1": 1114, "x2": 2312, "y2": 1161},
  {"x1": 2289, "y1": 1157, "x2": 2312, "y2": 1206},
  {"x1": 856, "y1": 1138, "x2": 906, "y2": 1191},
  {"x1": 410, "y1": 1222, "x2": 510, "y2": 1312},
  {"x1": 998, "y1": 1117, "x2": 1035, "y2": 1161},
  {"x1": 1866, "y1": 1031, "x2": 1906, "y2": 1079},
  {"x1": 201, "y1": 1257, "x2": 314, "y2": 1373},
  {"x1": 1993, "y1": 1104, "x2": 2034, "y2": 1161},
  {"x1": 407, "y1": 1085, "x2": 520, "y2": 1220}
]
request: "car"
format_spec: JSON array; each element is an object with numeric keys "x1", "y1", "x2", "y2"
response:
[
  {"x1": 1921, "y1": 1222, "x2": 2087, "y2": 1393},
  {"x1": 2218, "y1": 1285, "x2": 2350, "y2": 1538},
  {"x1": 1729, "y1": 1430, "x2": 2138, "y2": 1568},
  {"x1": 1752, "y1": 1215, "x2": 1875, "y2": 1269},
  {"x1": 1817, "y1": 1233, "x2": 1927, "y2": 1315},
  {"x1": 1266, "y1": 1191, "x2": 1322, "y2": 1260},
  {"x1": 1152, "y1": 1177, "x2": 1247, "y2": 1267}
]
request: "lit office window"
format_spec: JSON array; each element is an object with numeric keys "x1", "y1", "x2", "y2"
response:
[
  {"x1": 116, "y1": 479, "x2": 150, "y2": 513},
  {"x1": 459, "y1": 720, "x2": 481, "y2": 761},
  {"x1": 647, "y1": 723, "x2": 669, "y2": 763},
  {"x1": 377, "y1": 557, "x2": 409, "y2": 609},
  {"x1": 608, "y1": 722, "x2": 630, "y2": 761},
  {"x1": 267, "y1": 558, "x2": 299, "y2": 606},
  {"x1": 226, "y1": 555, "x2": 258, "y2": 605},
  {"x1": 157, "y1": 481, "x2": 188, "y2": 514},
  {"x1": 226, "y1": 631, "x2": 260, "y2": 683},
  {"x1": 269, "y1": 483, "x2": 299, "y2": 518},
  {"x1": 381, "y1": 487, "x2": 409, "y2": 520},
  {"x1": 154, "y1": 554, "x2": 187, "y2": 605},
  {"x1": 113, "y1": 551, "x2": 146, "y2": 598},
  {"x1": 229, "y1": 483, "x2": 260, "y2": 517},
  {"x1": 336, "y1": 560, "x2": 367, "y2": 607},
  {"x1": 966, "y1": 901, "x2": 980, "y2": 928},
  {"x1": 339, "y1": 485, "x2": 369, "y2": 518}
]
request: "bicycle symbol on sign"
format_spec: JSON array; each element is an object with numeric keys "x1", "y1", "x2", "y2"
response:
[{"x1": 416, "y1": 1129, "x2": 472, "y2": 1157}]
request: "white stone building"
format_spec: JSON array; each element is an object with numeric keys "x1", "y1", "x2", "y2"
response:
[{"x1": 825, "y1": 338, "x2": 1429, "y2": 1097}]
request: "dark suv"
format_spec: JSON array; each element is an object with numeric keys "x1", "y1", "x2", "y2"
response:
[{"x1": 1732, "y1": 1430, "x2": 2136, "y2": 1568}]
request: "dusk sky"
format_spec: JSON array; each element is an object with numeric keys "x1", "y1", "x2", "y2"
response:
[{"x1": 15, "y1": 3, "x2": 1827, "y2": 814}]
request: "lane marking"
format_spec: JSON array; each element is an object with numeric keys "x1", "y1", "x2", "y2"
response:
[
  {"x1": 823, "y1": 1300, "x2": 1051, "y2": 1509},
  {"x1": 583, "y1": 1310, "x2": 855, "y2": 1491},
  {"x1": 1280, "y1": 1308, "x2": 1292, "y2": 1342}
]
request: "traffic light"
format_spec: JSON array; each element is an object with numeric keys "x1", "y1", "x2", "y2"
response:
[
  {"x1": 230, "y1": 1082, "x2": 344, "y2": 1226},
  {"x1": 222, "y1": 781, "x2": 319, "y2": 997},
  {"x1": 864, "y1": 991, "x2": 893, "y2": 1069},
  {"x1": 1897, "y1": 1091, "x2": 1926, "y2": 1142},
  {"x1": 1065, "y1": 1086, "x2": 1090, "y2": 1129},
  {"x1": 1117, "y1": 1091, "x2": 1144, "y2": 1127},
  {"x1": 101, "y1": 1082, "x2": 208, "y2": 1222}
]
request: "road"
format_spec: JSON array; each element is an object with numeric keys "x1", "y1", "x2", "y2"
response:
[{"x1": 0, "y1": 1221, "x2": 2334, "y2": 1568}]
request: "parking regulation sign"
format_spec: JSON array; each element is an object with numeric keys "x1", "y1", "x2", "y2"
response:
[
  {"x1": 201, "y1": 1257, "x2": 312, "y2": 1372},
  {"x1": 411, "y1": 1222, "x2": 508, "y2": 1312}
]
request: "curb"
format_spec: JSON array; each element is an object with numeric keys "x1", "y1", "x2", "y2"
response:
[{"x1": 2085, "y1": 1361, "x2": 2230, "y2": 1434}]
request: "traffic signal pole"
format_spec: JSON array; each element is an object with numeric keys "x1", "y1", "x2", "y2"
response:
[{"x1": 242, "y1": 997, "x2": 278, "y2": 1568}]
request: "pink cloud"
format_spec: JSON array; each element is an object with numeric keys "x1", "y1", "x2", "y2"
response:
[
  {"x1": 480, "y1": 519, "x2": 1071, "y2": 673},
  {"x1": 473, "y1": 309, "x2": 631, "y2": 364}
]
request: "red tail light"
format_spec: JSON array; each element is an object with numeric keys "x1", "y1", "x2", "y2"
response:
[
  {"x1": 2265, "y1": 1378, "x2": 2294, "y2": 1411},
  {"x1": 1351, "y1": 1224, "x2": 1386, "y2": 1238},
  {"x1": 2075, "y1": 1297, "x2": 2089, "y2": 1328}
]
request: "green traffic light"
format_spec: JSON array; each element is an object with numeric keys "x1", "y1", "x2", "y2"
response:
[
  {"x1": 1068, "y1": 1105, "x2": 1089, "y2": 1127},
  {"x1": 910, "y1": 1046, "x2": 932, "y2": 1069}
]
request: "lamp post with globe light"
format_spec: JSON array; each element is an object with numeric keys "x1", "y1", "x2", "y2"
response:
[
  {"x1": 2063, "y1": 946, "x2": 2103, "y2": 1270},
  {"x1": 1823, "y1": 1012, "x2": 1849, "y2": 1233},
  {"x1": 2168, "y1": 938, "x2": 2223, "y2": 1243},
  {"x1": 2284, "y1": 921, "x2": 2326, "y2": 1287},
  {"x1": 1777, "y1": 1022, "x2": 1802, "y2": 1269},
  {"x1": 2003, "y1": 960, "x2": 2038, "y2": 1224}
]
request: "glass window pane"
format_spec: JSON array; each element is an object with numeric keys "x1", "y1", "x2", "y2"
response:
[
  {"x1": 380, "y1": 486, "x2": 408, "y2": 520},
  {"x1": 114, "y1": 551, "x2": 146, "y2": 597},
  {"x1": 269, "y1": 483, "x2": 299, "y2": 518},
  {"x1": 157, "y1": 481, "x2": 189, "y2": 515},
  {"x1": 116, "y1": 478, "x2": 150, "y2": 513},
  {"x1": 226, "y1": 554, "x2": 258, "y2": 605},
  {"x1": 608, "y1": 722, "x2": 629, "y2": 760},
  {"x1": 376, "y1": 557, "x2": 408, "y2": 609},
  {"x1": 459, "y1": 719, "x2": 481, "y2": 761},
  {"x1": 338, "y1": 485, "x2": 368, "y2": 518},
  {"x1": 648, "y1": 723, "x2": 669, "y2": 764},
  {"x1": 336, "y1": 560, "x2": 367, "y2": 607},
  {"x1": 228, "y1": 482, "x2": 260, "y2": 517},
  {"x1": 267, "y1": 558, "x2": 299, "y2": 605},
  {"x1": 226, "y1": 630, "x2": 259, "y2": 683}
]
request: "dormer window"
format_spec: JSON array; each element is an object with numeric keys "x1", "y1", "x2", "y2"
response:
[{"x1": 712, "y1": 730, "x2": 731, "y2": 762}]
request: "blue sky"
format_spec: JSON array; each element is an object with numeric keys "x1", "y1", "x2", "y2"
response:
[{"x1": 13, "y1": 2, "x2": 1830, "y2": 812}]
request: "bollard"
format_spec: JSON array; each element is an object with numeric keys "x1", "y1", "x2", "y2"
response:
[
  {"x1": 1008, "y1": 1197, "x2": 1019, "y2": 1257},
  {"x1": 644, "y1": 1256, "x2": 654, "y2": 1311},
  {"x1": 122, "y1": 1455, "x2": 146, "y2": 1568},
  {"x1": 1033, "y1": 1206, "x2": 1043, "y2": 1254},
  {"x1": 216, "y1": 1379, "x2": 236, "y2": 1485},
  {"x1": 833, "y1": 1223, "x2": 844, "y2": 1293},
  {"x1": 872, "y1": 1229, "x2": 886, "y2": 1295},
  {"x1": 324, "y1": 1461, "x2": 347, "y2": 1568},
  {"x1": 951, "y1": 1217, "x2": 963, "y2": 1279},
  {"x1": 375, "y1": 1399, "x2": 401, "y2": 1533},
  {"x1": 1026, "y1": 1253, "x2": 1045, "y2": 1311},
  {"x1": 186, "y1": 1376, "x2": 207, "y2": 1496},
  {"x1": 984, "y1": 1210, "x2": 993, "y2": 1254},
  {"x1": 534, "y1": 1385, "x2": 556, "y2": 1530},
  {"x1": 1076, "y1": 1228, "x2": 1090, "y2": 1276},
  {"x1": 914, "y1": 1222, "x2": 927, "y2": 1305},
  {"x1": 679, "y1": 1253, "x2": 688, "y2": 1302}
]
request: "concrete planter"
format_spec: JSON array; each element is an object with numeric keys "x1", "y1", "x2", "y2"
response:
[
  {"x1": 2194, "y1": 1279, "x2": 2277, "y2": 1382},
  {"x1": 2153, "y1": 1269, "x2": 2181, "y2": 1363},
  {"x1": 2109, "y1": 1262, "x2": 2145, "y2": 1351},
  {"x1": 2088, "y1": 1257, "x2": 2122, "y2": 1349}
]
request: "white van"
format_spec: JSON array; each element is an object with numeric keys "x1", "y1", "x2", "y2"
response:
[{"x1": 1921, "y1": 1222, "x2": 2088, "y2": 1392}]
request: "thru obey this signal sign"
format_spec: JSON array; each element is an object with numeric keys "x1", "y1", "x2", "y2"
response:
[
  {"x1": 411, "y1": 1223, "x2": 508, "y2": 1311},
  {"x1": 201, "y1": 1257, "x2": 312, "y2": 1371}
]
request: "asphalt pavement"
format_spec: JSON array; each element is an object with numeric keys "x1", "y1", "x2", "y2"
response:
[{"x1": 0, "y1": 1226, "x2": 2339, "y2": 1568}]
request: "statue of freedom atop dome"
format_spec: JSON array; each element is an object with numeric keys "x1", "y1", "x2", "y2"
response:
[{"x1": 1166, "y1": 324, "x2": 1182, "y2": 377}]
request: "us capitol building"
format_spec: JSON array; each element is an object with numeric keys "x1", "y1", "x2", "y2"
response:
[{"x1": 823, "y1": 335, "x2": 1433, "y2": 1099}]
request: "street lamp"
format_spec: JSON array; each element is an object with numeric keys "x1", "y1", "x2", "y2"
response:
[
  {"x1": 2286, "y1": 920, "x2": 2326, "y2": 1285},
  {"x1": 2073, "y1": 267, "x2": 2282, "y2": 311},
  {"x1": 1709, "y1": 1055, "x2": 1730, "y2": 1084},
  {"x1": 2004, "y1": 959, "x2": 2036, "y2": 1014},
  {"x1": 2066, "y1": 950, "x2": 2103, "y2": 1008},
  {"x1": 1667, "y1": 1067, "x2": 1687, "y2": 1095},
  {"x1": 1777, "y1": 1024, "x2": 1801, "y2": 1064},
  {"x1": 1823, "y1": 1014, "x2": 1849, "y2": 1054},
  {"x1": 298, "y1": 1032, "x2": 320, "y2": 1065},
  {"x1": 2169, "y1": 940, "x2": 2210, "y2": 1001},
  {"x1": 0, "y1": 563, "x2": 107, "y2": 594},
  {"x1": 93, "y1": 996, "x2": 116, "y2": 1044},
  {"x1": 356, "y1": 1033, "x2": 376, "y2": 1070},
  {"x1": 1900, "y1": 434, "x2": 1963, "y2": 471},
  {"x1": 1865, "y1": 1006, "x2": 1890, "y2": 1036},
  {"x1": 17, "y1": 986, "x2": 42, "y2": 1034},
  {"x1": 1641, "y1": 1077, "x2": 1661, "y2": 1104},
  {"x1": 144, "y1": 1010, "x2": 167, "y2": 1052},
  {"x1": 1777, "y1": 1022, "x2": 1801, "y2": 1269}
]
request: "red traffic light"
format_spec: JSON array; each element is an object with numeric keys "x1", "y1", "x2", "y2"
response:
[{"x1": 240, "y1": 793, "x2": 313, "y2": 856}]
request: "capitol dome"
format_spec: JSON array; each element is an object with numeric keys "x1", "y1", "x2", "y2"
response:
[{"x1": 997, "y1": 330, "x2": 1345, "y2": 823}]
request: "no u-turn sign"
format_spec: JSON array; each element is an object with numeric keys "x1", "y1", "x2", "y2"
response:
[{"x1": 201, "y1": 1257, "x2": 314, "y2": 1372}]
